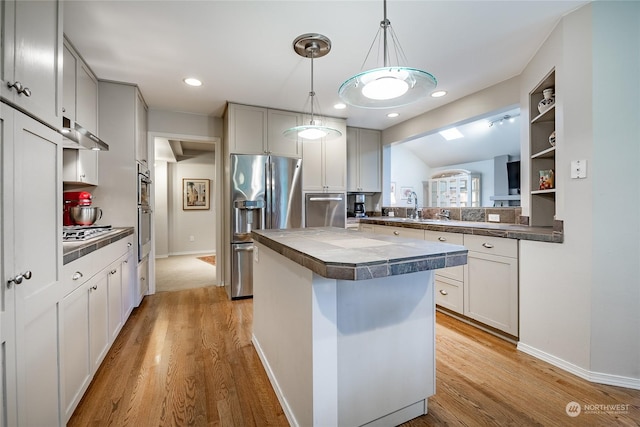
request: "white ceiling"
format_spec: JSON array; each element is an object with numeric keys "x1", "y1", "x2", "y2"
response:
[{"x1": 63, "y1": 0, "x2": 587, "y2": 162}]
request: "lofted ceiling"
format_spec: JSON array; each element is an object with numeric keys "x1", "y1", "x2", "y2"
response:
[{"x1": 63, "y1": 0, "x2": 587, "y2": 162}]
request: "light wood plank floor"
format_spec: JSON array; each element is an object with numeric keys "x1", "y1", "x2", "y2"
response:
[{"x1": 69, "y1": 286, "x2": 639, "y2": 426}]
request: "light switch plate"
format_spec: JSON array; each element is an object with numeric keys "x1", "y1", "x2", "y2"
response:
[
  {"x1": 488, "y1": 214, "x2": 500, "y2": 222},
  {"x1": 571, "y1": 159, "x2": 587, "y2": 179}
]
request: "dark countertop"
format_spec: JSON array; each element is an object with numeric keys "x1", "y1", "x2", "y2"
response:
[
  {"x1": 251, "y1": 227, "x2": 467, "y2": 281},
  {"x1": 63, "y1": 227, "x2": 135, "y2": 265},
  {"x1": 358, "y1": 217, "x2": 563, "y2": 243}
]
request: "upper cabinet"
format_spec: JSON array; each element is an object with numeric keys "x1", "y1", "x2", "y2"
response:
[
  {"x1": 529, "y1": 69, "x2": 556, "y2": 227},
  {"x1": 0, "y1": 0, "x2": 62, "y2": 128},
  {"x1": 347, "y1": 127, "x2": 381, "y2": 192},
  {"x1": 135, "y1": 90, "x2": 148, "y2": 164},
  {"x1": 302, "y1": 118, "x2": 347, "y2": 192},
  {"x1": 62, "y1": 38, "x2": 99, "y2": 185},
  {"x1": 226, "y1": 103, "x2": 301, "y2": 157}
]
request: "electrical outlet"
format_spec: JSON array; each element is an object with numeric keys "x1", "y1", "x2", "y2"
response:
[
  {"x1": 189, "y1": 235, "x2": 195, "y2": 242},
  {"x1": 488, "y1": 214, "x2": 500, "y2": 222}
]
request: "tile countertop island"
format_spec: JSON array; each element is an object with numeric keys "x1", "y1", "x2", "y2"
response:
[{"x1": 250, "y1": 227, "x2": 467, "y2": 427}]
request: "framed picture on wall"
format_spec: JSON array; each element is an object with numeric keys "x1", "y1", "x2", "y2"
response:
[
  {"x1": 400, "y1": 186, "x2": 413, "y2": 200},
  {"x1": 183, "y1": 178, "x2": 210, "y2": 210}
]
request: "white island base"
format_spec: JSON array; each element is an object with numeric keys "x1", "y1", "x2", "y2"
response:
[{"x1": 252, "y1": 243, "x2": 436, "y2": 427}]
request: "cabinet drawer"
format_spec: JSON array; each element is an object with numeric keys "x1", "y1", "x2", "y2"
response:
[
  {"x1": 463, "y1": 234, "x2": 517, "y2": 258},
  {"x1": 374, "y1": 225, "x2": 425, "y2": 240},
  {"x1": 424, "y1": 230, "x2": 463, "y2": 245},
  {"x1": 435, "y1": 276, "x2": 463, "y2": 314}
]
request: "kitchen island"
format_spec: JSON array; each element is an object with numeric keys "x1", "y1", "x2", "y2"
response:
[{"x1": 251, "y1": 227, "x2": 467, "y2": 427}]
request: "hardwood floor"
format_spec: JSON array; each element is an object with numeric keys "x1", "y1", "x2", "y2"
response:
[{"x1": 69, "y1": 286, "x2": 639, "y2": 426}]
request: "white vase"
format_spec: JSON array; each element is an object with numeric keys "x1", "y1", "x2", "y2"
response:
[{"x1": 538, "y1": 87, "x2": 555, "y2": 114}]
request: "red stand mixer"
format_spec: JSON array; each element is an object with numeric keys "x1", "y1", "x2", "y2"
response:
[{"x1": 63, "y1": 191, "x2": 93, "y2": 226}]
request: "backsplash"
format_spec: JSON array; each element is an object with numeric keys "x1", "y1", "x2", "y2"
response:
[{"x1": 379, "y1": 206, "x2": 523, "y2": 224}]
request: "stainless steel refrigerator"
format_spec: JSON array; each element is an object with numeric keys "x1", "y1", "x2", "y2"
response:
[{"x1": 227, "y1": 154, "x2": 302, "y2": 299}]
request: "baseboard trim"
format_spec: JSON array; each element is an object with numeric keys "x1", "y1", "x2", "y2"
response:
[
  {"x1": 517, "y1": 343, "x2": 640, "y2": 390},
  {"x1": 167, "y1": 250, "x2": 216, "y2": 257}
]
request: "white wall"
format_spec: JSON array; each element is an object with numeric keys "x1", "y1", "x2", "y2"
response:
[
  {"x1": 388, "y1": 144, "x2": 431, "y2": 208},
  {"x1": 519, "y1": 2, "x2": 639, "y2": 388},
  {"x1": 166, "y1": 153, "x2": 216, "y2": 255}
]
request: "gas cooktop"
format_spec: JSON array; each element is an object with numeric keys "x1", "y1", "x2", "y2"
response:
[{"x1": 63, "y1": 225, "x2": 113, "y2": 241}]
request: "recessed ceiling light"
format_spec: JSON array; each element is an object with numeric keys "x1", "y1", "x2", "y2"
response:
[
  {"x1": 334, "y1": 103, "x2": 347, "y2": 110},
  {"x1": 387, "y1": 112, "x2": 399, "y2": 118},
  {"x1": 431, "y1": 90, "x2": 447, "y2": 98},
  {"x1": 183, "y1": 78, "x2": 202, "y2": 87},
  {"x1": 439, "y1": 127, "x2": 464, "y2": 141}
]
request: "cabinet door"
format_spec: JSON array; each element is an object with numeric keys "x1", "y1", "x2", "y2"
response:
[
  {"x1": 323, "y1": 123, "x2": 346, "y2": 191},
  {"x1": 108, "y1": 262, "x2": 123, "y2": 342},
  {"x1": 0, "y1": 0, "x2": 61, "y2": 127},
  {"x1": 60, "y1": 282, "x2": 91, "y2": 423},
  {"x1": 76, "y1": 62, "x2": 98, "y2": 134},
  {"x1": 121, "y1": 243, "x2": 136, "y2": 320},
  {"x1": 63, "y1": 149, "x2": 98, "y2": 185},
  {"x1": 267, "y1": 109, "x2": 301, "y2": 157},
  {"x1": 89, "y1": 274, "x2": 109, "y2": 372},
  {"x1": 346, "y1": 128, "x2": 358, "y2": 191},
  {"x1": 464, "y1": 252, "x2": 518, "y2": 336},
  {"x1": 137, "y1": 257, "x2": 149, "y2": 305},
  {"x1": 356, "y1": 128, "x2": 381, "y2": 192},
  {"x1": 62, "y1": 43, "x2": 77, "y2": 119},
  {"x1": 302, "y1": 139, "x2": 324, "y2": 191},
  {"x1": 9, "y1": 111, "x2": 62, "y2": 425},
  {"x1": 227, "y1": 104, "x2": 267, "y2": 154},
  {"x1": 135, "y1": 90, "x2": 148, "y2": 164}
]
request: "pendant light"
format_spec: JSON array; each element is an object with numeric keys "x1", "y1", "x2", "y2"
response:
[
  {"x1": 283, "y1": 34, "x2": 342, "y2": 141},
  {"x1": 338, "y1": 0, "x2": 437, "y2": 109}
]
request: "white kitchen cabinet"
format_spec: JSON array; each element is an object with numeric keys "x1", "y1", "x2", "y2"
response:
[
  {"x1": 347, "y1": 127, "x2": 381, "y2": 192},
  {"x1": 464, "y1": 234, "x2": 519, "y2": 336},
  {"x1": 121, "y1": 241, "x2": 136, "y2": 320},
  {"x1": 59, "y1": 235, "x2": 134, "y2": 423},
  {"x1": 428, "y1": 170, "x2": 481, "y2": 208},
  {"x1": 138, "y1": 256, "x2": 149, "y2": 304},
  {"x1": 302, "y1": 118, "x2": 347, "y2": 192},
  {"x1": 424, "y1": 230, "x2": 465, "y2": 315},
  {"x1": 267, "y1": 109, "x2": 302, "y2": 157},
  {"x1": 0, "y1": 0, "x2": 62, "y2": 128},
  {"x1": 372, "y1": 224, "x2": 425, "y2": 240},
  {"x1": 62, "y1": 38, "x2": 100, "y2": 185},
  {"x1": 1, "y1": 105, "x2": 62, "y2": 425},
  {"x1": 135, "y1": 90, "x2": 149, "y2": 164},
  {"x1": 226, "y1": 103, "x2": 302, "y2": 156}
]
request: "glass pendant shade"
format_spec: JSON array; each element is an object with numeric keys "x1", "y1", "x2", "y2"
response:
[
  {"x1": 339, "y1": 0, "x2": 437, "y2": 109},
  {"x1": 284, "y1": 34, "x2": 342, "y2": 141}
]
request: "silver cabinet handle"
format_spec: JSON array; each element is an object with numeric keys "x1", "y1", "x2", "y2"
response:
[
  {"x1": 482, "y1": 243, "x2": 494, "y2": 248},
  {"x1": 110, "y1": 269, "x2": 117, "y2": 275},
  {"x1": 438, "y1": 237, "x2": 446, "y2": 242},
  {"x1": 90, "y1": 285, "x2": 98, "y2": 291},
  {"x1": 127, "y1": 242, "x2": 133, "y2": 247},
  {"x1": 6, "y1": 81, "x2": 31, "y2": 96},
  {"x1": 72, "y1": 271, "x2": 84, "y2": 281},
  {"x1": 439, "y1": 289, "x2": 448, "y2": 295},
  {"x1": 7, "y1": 270, "x2": 32, "y2": 287},
  {"x1": 393, "y1": 231, "x2": 400, "y2": 236}
]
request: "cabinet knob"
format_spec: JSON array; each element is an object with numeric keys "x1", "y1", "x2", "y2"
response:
[
  {"x1": 90, "y1": 285, "x2": 98, "y2": 291},
  {"x1": 7, "y1": 270, "x2": 32, "y2": 288},
  {"x1": 482, "y1": 243, "x2": 494, "y2": 249},
  {"x1": 438, "y1": 237, "x2": 446, "y2": 242},
  {"x1": 21, "y1": 86, "x2": 32, "y2": 97},
  {"x1": 6, "y1": 81, "x2": 31, "y2": 97},
  {"x1": 72, "y1": 271, "x2": 84, "y2": 281},
  {"x1": 393, "y1": 231, "x2": 400, "y2": 236},
  {"x1": 110, "y1": 269, "x2": 117, "y2": 275},
  {"x1": 439, "y1": 289, "x2": 448, "y2": 296}
]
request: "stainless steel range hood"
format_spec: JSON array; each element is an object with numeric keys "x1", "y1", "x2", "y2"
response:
[{"x1": 61, "y1": 117, "x2": 109, "y2": 151}]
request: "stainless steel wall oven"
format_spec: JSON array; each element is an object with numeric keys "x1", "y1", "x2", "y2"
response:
[{"x1": 137, "y1": 162, "x2": 152, "y2": 261}]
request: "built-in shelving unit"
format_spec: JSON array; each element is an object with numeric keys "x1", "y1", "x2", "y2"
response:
[{"x1": 529, "y1": 70, "x2": 556, "y2": 226}]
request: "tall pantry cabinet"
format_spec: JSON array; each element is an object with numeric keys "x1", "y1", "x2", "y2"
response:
[
  {"x1": 1, "y1": 0, "x2": 64, "y2": 425},
  {"x1": 94, "y1": 81, "x2": 149, "y2": 303}
]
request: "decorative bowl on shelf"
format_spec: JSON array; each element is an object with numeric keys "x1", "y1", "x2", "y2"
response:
[
  {"x1": 549, "y1": 130, "x2": 556, "y2": 147},
  {"x1": 537, "y1": 87, "x2": 555, "y2": 114}
]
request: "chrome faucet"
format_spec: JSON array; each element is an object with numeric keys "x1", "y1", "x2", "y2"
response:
[
  {"x1": 408, "y1": 191, "x2": 420, "y2": 219},
  {"x1": 437, "y1": 209, "x2": 451, "y2": 220}
]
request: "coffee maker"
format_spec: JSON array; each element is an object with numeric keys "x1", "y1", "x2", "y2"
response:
[{"x1": 354, "y1": 194, "x2": 366, "y2": 218}]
